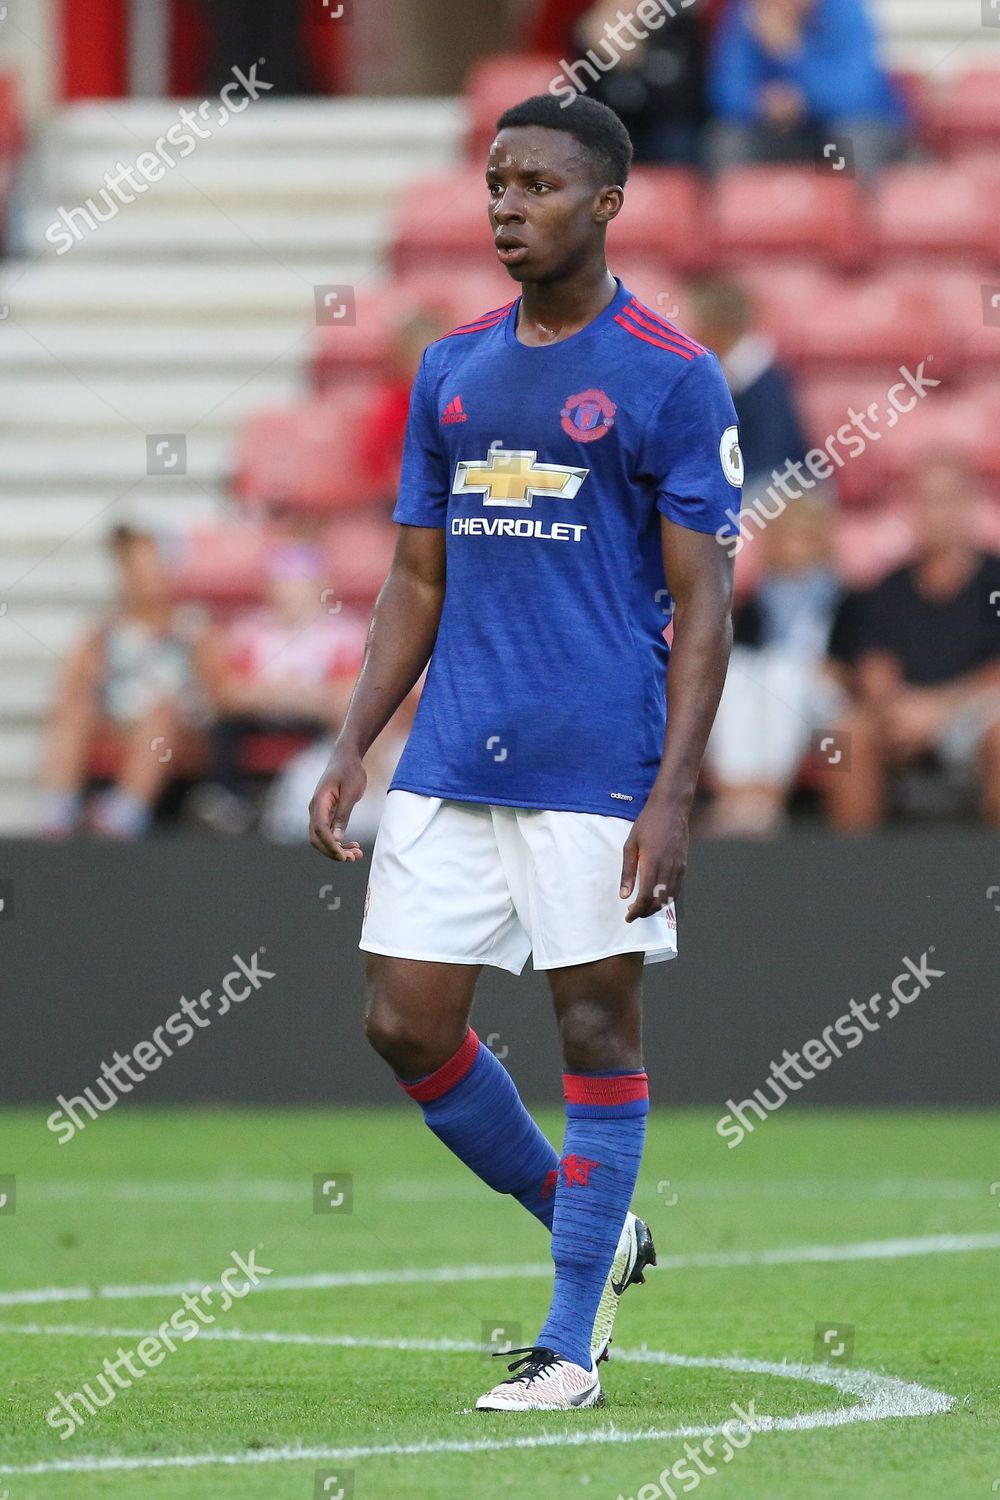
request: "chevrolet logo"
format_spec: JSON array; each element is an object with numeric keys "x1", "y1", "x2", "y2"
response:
[{"x1": 453, "y1": 447, "x2": 589, "y2": 509}]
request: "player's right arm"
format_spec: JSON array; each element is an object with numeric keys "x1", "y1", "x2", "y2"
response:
[{"x1": 308, "y1": 523, "x2": 445, "y2": 861}]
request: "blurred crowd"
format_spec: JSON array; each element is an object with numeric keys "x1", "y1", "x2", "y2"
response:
[
  {"x1": 534, "y1": 0, "x2": 909, "y2": 177},
  {"x1": 32, "y1": 0, "x2": 1000, "y2": 840}
]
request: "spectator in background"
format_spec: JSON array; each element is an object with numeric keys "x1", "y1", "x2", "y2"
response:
[
  {"x1": 359, "y1": 309, "x2": 448, "y2": 504},
  {"x1": 38, "y1": 525, "x2": 201, "y2": 840},
  {"x1": 708, "y1": 0, "x2": 908, "y2": 179},
  {"x1": 824, "y1": 457, "x2": 1000, "y2": 830},
  {"x1": 192, "y1": 542, "x2": 367, "y2": 833},
  {"x1": 705, "y1": 492, "x2": 844, "y2": 835},
  {"x1": 564, "y1": 0, "x2": 709, "y2": 164},
  {"x1": 687, "y1": 277, "x2": 809, "y2": 491}
]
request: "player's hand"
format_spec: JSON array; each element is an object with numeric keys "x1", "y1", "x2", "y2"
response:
[
  {"x1": 619, "y1": 796, "x2": 689, "y2": 922},
  {"x1": 308, "y1": 745, "x2": 368, "y2": 861}
]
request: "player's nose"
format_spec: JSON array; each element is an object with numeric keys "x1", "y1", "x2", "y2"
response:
[{"x1": 491, "y1": 189, "x2": 526, "y2": 224}]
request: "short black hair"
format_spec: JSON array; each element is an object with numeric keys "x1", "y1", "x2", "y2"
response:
[{"x1": 494, "y1": 93, "x2": 633, "y2": 186}]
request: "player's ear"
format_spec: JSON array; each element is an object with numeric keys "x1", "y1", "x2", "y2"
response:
[{"x1": 594, "y1": 185, "x2": 624, "y2": 226}]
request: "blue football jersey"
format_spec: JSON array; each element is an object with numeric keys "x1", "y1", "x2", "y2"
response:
[{"x1": 389, "y1": 279, "x2": 742, "y2": 820}]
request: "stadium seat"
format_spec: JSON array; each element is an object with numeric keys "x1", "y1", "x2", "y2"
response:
[
  {"x1": 233, "y1": 386, "x2": 383, "y2": 513},
  {"x1": 0, "y1": 72, "x2": 24, "y2": 160},
  {"x1": 323, "y1": 513, "x2": 396, "y2": 605},
  {"x1": 927, "y1": 68, "x2": 1000, "y2": 155},
  {"x1": 834, "y1": 508, "x2": 915, "y2": 588},
  {"x1": 606, "y1": 168, "x2": 707, "y2": 273},
  {"x1": 757, "y1": 274, "x2": 957, "y2": 377},
  {"x1": 796, "y1": 376, "x2": 902, "y2": 505},
  {"x1": 168, "y1": 524, "x2": 269, "y2": 607},
  {"x1": 390, "y1": 168, "x2": 497, "y2": 276},
  {"x1": 876, "y1": 384, "x2": 1000, "y2": 484},
  {"x1": 311, "y1": 286, "x2": 416, "y2": 389},
  {"x1": 711, "y1": 167, "x2": 869, "y2": 271},
  {"x1": 396, "y1": 265, "x2": 517, "y2": 325},
  {"x1": 872, "y1": 164, "x2": 1000, "y2": 263},
  {"x1": 465, "y1": 53, "x2": 563, "y2": 162}
]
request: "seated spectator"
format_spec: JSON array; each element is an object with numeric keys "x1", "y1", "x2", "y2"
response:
[
  {"x1": 824, "y1": 457, "x2": 1000, "y2": 830},
  {"x1": 192, "y1": 542, "x2": 367, "y2": 833},
  {"x1": 359, "y1": 309, "x2": 448, "y2": 503},
  {"x1": 38, "y1": 524, "x2": 202, "y2": 840},
  {"x1": 564, "y1": 0, "x2": 709, "y2": 165},
  {"x1": 705, "y1": 492, "x2": 844, "y2": 835},
  {"x1": 708, "y1": 0, "x2": 908, "y2": 179},
  {"x1": 687, "y1": 277, "x2": 809, "y2": 491}
]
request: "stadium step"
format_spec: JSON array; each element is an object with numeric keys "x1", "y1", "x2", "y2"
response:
[{"x1": 0, "y1": 97, "x2": 456, "y2": 831}]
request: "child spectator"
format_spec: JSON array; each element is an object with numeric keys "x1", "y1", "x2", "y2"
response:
[{"x1": 192, "y1": 542, "x2": 367, "y2": 832}]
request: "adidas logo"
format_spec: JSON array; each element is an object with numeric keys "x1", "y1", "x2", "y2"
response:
[{"x1": 441, "y1": 395, "x2": 468, "y2": 425}]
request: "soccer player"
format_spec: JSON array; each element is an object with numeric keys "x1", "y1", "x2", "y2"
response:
[{"x1": 310, "y1": 92, "x2": 741, "y2": 1411}]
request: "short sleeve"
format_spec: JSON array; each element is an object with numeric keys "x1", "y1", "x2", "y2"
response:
[
  {"x1": 640, "y1": 353, "x2": 743, "y2": 538},
  {"x1": 391, "y1": 350, "x2": 449, "y2": 527}
]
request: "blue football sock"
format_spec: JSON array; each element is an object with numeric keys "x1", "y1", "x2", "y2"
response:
[
  {"x1": 536, "y1": 1070, "x2": 649, "y2": 1369},
  {"x1": 398, "y1": 1029, "x2": 560, "y2": 1229}
]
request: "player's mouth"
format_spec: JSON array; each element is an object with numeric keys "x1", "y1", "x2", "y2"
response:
[{"x1": 495, "y1": 234, "x2": 529, "y2": 266}]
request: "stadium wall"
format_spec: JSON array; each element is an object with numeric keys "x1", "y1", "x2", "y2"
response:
[{"x1": 1, "y1": 832, "x2": 995, "y2": 1110}]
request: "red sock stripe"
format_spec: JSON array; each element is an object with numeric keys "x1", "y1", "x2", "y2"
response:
[
  {"x1": 562, "y1": 1071, "x2": 649, "y2": 1107},
  {"x1": 399, "y1": 1029, "x2": 481, "y2": 1103}
]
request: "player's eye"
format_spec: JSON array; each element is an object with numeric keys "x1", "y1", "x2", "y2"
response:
[
  {"x1": 530, "y1": 182, "x2": 551, "y2": 194},
  {"x1": 486, "y1": 181, "x2": 503, "y2": 197}
]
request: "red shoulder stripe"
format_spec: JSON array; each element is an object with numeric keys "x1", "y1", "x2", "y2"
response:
[
  {"x1": 618, "y1": 306, "x2": 699, "y2": 355},
  {"x1": 614, "y1": 313, "x2": 696, "y2": 359},
  {"x1": 445, "y1": 302, "x2": 515, "y2": 338},
  {"x1": 626, "y1": 298, "x2": 705, "y2": 354}
]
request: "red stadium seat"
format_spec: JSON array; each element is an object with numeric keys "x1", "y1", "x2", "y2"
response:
[
  {"x1": 233, "y1": 386, "x2": 383, "y2": 514},
  {"x1": 465, "y1": 53, "x2": 563, "y2": 162},
  {"x1": 757, "y1": 274, "x2": 957, "y2": 377},
  {"x1": 876, "y1": 384, "x2": 1000, "y2": 483},
  {"x1": 396, "y1": 266, "x2": 517, "y2": 324},
  {"x1": 711, "y1": 167, "x2": 870, "y2": 271},
  {"x1": 169, "y1": 524, "x2": 269, "y2": 606},
  {"x1": 796, "y1": 376, "x2": 902, "y2": 505},
  {"x1": 390, "y1": 168, "x2": 496, "y2": 276},
  {"x1": 927, "y1": 68, "x2": 1000, "y2": 155},
  {"x1": 872, "y1": 163, "x2": 1000, "y2": 263},
  {"x1": 607, "y1": 168, "x2": 707, "y2": 273},
  {"x1": 311, "y1": 286, "x2": 419, "y2": 389},
  {"x1": 324, "y1": 514, "x2": 396, "y2": 606},
  {"x1": 0, "y1": 72, "x2": 24, "y2": 160}
]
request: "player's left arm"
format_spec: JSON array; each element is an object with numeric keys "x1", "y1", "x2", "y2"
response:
[{"x1": 620, "y1": 518, "x2": 734, "y2": 922}]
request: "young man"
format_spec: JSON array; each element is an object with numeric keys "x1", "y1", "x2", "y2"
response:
[{"x1": 310, "y1": 92, "x2": 740, "y2": 1411}]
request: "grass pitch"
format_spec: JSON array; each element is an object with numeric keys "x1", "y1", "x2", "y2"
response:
[{"x1": 1, "y1": 1106, "x2": 997, "y2": 1499}]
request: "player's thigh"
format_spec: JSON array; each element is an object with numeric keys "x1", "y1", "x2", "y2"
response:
[
  {"x1": 364, "y1": 952, "x2": 482, "y2": 1068},
  {"x1": 547, "y1": 950, "x2": 645, "y2": 1073}
]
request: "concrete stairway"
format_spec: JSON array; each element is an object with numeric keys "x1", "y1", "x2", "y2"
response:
[{"x1": 0, "y1": 97, "x2": 458, "y2": 832}]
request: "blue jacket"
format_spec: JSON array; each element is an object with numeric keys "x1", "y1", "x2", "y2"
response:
[{"x1": 710, "y1": 0, "x2": 906, "y2": 125}]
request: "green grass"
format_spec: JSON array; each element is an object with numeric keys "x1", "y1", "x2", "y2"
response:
[{"x1": 0, "y1": 1106, "x2": 998, "y2": 1499}]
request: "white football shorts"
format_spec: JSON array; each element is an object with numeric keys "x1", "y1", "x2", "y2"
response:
[{"x1": 358, "y1": 790, "x2": 677, "y2": 974}]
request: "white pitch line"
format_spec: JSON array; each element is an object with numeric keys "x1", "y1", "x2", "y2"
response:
[
  {"x1": 1, "y1": 1232, "x2": 998, "y2": 1308},
  {"x1": 0, "y1": 1336, "x2": 952, "y2": 1476}
]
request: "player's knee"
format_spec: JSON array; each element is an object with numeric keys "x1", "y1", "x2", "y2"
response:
[
  {"x1": 557, "y1": 998, "x2": 640, "y2": 1074},
  {"x1": 364, "y1": 999, "x2": 446, "y2": 1078}
]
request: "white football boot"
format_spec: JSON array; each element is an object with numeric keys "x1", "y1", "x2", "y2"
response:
[
  {"x1": 591, "y1": 1211, "x2": 657, "y2": 1364},
  {"x1": 476, "y1": 1346, "x2": 604, "y2": 1411}
]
